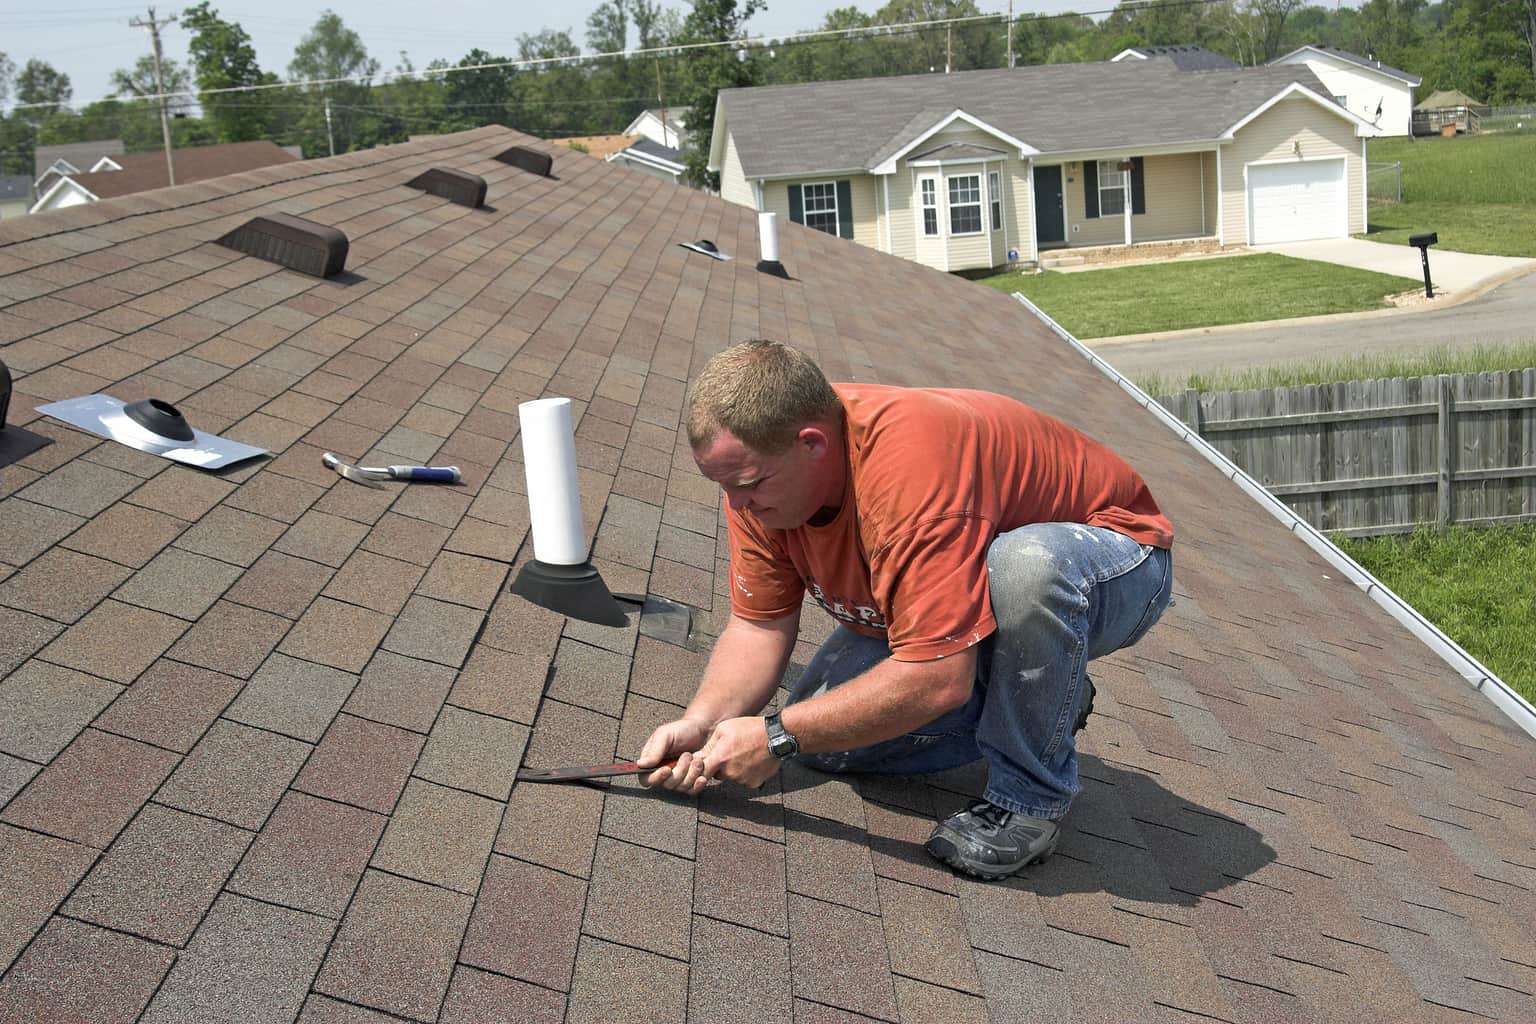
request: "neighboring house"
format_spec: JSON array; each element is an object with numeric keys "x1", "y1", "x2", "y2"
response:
[
  {"x1": 30, "y1": 140, "x2": 299, "y2": 214},
  {"x1": 608, "y1": 137, "x2": 687, "y2": 184},
  {"x1": 0, "y1": 176, "x2": 32, "y2": 220},
  {"x1": 32, "y1": 139, "x2": 127, "y2": 198},
  {"x1": 709, "y1": 59, "x2": 1380, "y2": 273},
  {"x1": 1414, "y1": 89, "x2": 1489, "y2": 136},
  {"x1": 623, "y1": 106, "x2": 689, "y2": 149},
  {"x1": 1269, "y1": 44, "x2": 1420, "y2": 137},
  {"x1": 1111, "y1": 45, "x2": 1239, "y2": 71}
]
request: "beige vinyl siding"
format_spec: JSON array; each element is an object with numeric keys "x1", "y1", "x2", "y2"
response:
[
  {"x1": 1221, "y1": 95, "x2": 1364, "y2": 244},
  {"x1": 1060, "y1": 153, "x2": 1208, "y2": 246},
  {"x1": 719, "y1": 132, "x2": 754, "y2": 208},
  {"x1": 760, "y1": 176, "x2": 880, "y2": 248},
  {"x1": 888, "y1": 174, "x2": 916, "y2": 262},
  {"x1": 944, "y1": 168, "x2": 993, "y2": 271}
]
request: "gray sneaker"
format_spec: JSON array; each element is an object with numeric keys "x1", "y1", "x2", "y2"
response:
[{"x1": 925, "y1": 801, "x2": 1060, "y2": 880}]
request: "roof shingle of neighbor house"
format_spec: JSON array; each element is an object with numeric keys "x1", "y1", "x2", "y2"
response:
[
  {"x1": 50, "y1": 140, "x2": 300, "y2": 201},
  {"x1": 1, "y1": 124, "x2": 1534, "y2": 1023}
]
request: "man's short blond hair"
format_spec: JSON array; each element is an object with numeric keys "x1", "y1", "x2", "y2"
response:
[{"x1": 686, "y1": 339, "x2": 842, "y2": 454}]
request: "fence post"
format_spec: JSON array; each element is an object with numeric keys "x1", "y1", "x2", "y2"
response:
[
  {"x1": 1437, "y1": 374, "x2": 1455, "y2": 531},
  {"x1": 1184, "y1": 388, "x2": 1202, "y2": 436}
]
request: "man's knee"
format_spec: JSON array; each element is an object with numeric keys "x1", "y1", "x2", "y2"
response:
[{"x1": 986, "y1": 536, "x2": 1073, "y2": 616}]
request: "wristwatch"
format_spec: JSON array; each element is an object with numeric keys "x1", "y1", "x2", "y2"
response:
[{"x1": 764, "y1": 712, "x2": 800, "y2": 759}]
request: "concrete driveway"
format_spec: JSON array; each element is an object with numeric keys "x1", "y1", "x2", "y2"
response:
[{"x1": 1253, "y1": 237, "x2": 1535, "y2": 293}]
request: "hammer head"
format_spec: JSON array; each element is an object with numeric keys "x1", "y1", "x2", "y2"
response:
[{"x1": 322, "y1": 451, "x2": 384, "y2": 488}]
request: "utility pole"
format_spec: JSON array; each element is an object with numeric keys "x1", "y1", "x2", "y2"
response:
[
  {"x1": 1008, "y1": 0, "x2": 1014, "y2": 69},
  {"x1": 946, "y1": 23, "x2": 952, "y2": 74},
  {"x1": 129, "y1": 6, "x2": 178, "y2": 186},
  {"x1": 324, "y1": 96, "x2": 335, "y2": 157},
  {"x1": 655, "y1": 59, "x2": 669, "y2": 149}
]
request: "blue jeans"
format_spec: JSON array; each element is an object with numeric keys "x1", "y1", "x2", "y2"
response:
[{"x1": 785, "y1": 522, "x2": 1173, "y2": 820}]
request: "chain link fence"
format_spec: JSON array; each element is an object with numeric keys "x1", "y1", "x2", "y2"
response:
[
  {"x1": 1367, "y1": 161, "x2": 1402, "y2": 203},
  {"x1": 1485, "y1": 105, "x2": 1536, "y2": 134}
]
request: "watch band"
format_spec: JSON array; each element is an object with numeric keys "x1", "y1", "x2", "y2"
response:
[{"x1": 764, "y1": 711, "x2": 800, "y2": 759}]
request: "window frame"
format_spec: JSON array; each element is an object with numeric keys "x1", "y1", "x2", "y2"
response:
[
  {"x1": 1096, "y1": 159, "x2": 1127, "y2": 217},
  {"x1": 800, "y1": 180, "x2": 841, "y2": 236},
  {"x1": 947, "y1": 173, "x2": 983, "y2": 236},
  {"x1": 920, "y1": 176, "x2": 939, "y2": 237},
  {"x1": 988, "y1": 169, "x2": 1002, "y2": 232}
]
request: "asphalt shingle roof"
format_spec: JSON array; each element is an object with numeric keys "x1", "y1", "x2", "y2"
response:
[
  {"x1": 1122, "y1": 46, "x2": 1241, "y2": 71},
  {"x1": 721, "y1": 60, "x2": 1338, "y2": 178},
  {"x1": 0, "y1": 176, "x2": 31, "y2": 203},
  {"x1": 46, "y1": 141, "x2": 299, "y2": 202},
  {"x1": 2, "y1": 124, "x2": 1535, "y2": 1023},
  {"x1": 1272, "y1": 45, "x2": 1423, "y2": 86}
]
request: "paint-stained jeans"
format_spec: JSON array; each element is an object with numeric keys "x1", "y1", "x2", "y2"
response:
[{"x1": 785, "y1": 522, "x2": 1173, "y2": 820}]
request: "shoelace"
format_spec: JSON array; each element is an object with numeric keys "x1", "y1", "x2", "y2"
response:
[{"x1": 968, "y1": 801, "x2": 1013, "y2": 830}]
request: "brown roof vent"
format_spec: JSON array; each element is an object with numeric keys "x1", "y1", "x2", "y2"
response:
[
  {"x1": 217, "y1": 213, "x2": 348, "y2": 278},
  {"x1": 405, "y1": 167, "x2": 487, "y2": 208},
  {"x1": 494, "y1": 145, "x2": 553, "y2": 177}
]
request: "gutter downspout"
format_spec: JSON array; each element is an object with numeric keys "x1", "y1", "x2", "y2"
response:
[
  {"x1": 1011, "y1": 291, "x2": 1536, "y2": 742},
  {"x1": 1215, "y1": 146, "x2": 1225, "y2": 247}
]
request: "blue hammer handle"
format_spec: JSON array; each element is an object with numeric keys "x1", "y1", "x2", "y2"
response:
[{"x1": 387, "y1": 465, "x2": 461, "y2": 483}]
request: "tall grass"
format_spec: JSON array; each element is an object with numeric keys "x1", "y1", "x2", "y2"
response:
[
  {"x1": 1132, "y1": 341, "x2": 1536, "y2": 398},
  {"x1": 1368, "y1": 134, "x2": 1536, "y2": 204}
]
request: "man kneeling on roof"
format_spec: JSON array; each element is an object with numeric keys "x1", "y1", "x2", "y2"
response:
[{"x1": 639, "y1": 339, "x2": 1174, "y2": 880}]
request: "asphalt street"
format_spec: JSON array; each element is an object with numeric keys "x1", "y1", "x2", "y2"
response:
[{"x1": 1089, "y1": 266, "x2": 1536, "y2": 380}]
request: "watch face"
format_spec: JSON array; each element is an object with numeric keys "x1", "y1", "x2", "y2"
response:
[{"x1": 769, "y1": 735, "x2": 797, "y2": 758}]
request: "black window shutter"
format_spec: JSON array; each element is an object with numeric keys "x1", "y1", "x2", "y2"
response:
[
  {"x1": 836, "y1": 180, "x2": 853, "y2": 239},
  {"x1": 1131, "y1": 157, "x2": 1146, "y2": 215},
  {"x1": 788, "y1": 184, "x2": 804, "y2": 225},
  {"x1": 1083, "y1": 161, "x2": 1099, "y2": 219}
]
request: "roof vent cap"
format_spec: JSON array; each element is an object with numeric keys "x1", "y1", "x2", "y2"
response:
[
  {"x1": 495, "y1": 145, "x2": 554, "y2": 177},
  {"x1": 405, "y1": 167, "x2": 487, "y2": 208},
  {"x1": 218, "y1": 212, "x2": 348, "y2": 278}
]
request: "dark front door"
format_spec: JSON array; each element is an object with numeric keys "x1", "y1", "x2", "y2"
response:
[{"x1": 1033, "y1": 165, "x2": 1065, "y2": 247}]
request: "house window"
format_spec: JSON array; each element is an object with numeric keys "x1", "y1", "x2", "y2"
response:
[
  {"x1": 988, "y1": 170, "x2": 1002, "y2": 231},
  {"x1": 1096, "y1": 160, "x2": 1127, "y2": 216},
  {"x1": 948, "y1": 174, "x2": 982, "y2": 234},
  {"x1": 1333, "y1": 94, "x2": 1348, "y2": 107},
  {"x1": 801, "y1": 182, "x2": 839, "y2": 236},
  {"x1": 920, "y1": 178, "x2": 938, "y2": 236}
]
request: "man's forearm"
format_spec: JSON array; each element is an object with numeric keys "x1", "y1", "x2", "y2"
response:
[
  {"x1": 682, "y1": 612, "x2": 799, "y2": 728},
  {"x1": 779, "y1": 649, "x2": 976, "y2": 755}
]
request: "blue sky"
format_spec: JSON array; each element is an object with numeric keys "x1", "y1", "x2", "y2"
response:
[{"x1": 4, "y1": 1, "x2": 1107, "y2": 112}]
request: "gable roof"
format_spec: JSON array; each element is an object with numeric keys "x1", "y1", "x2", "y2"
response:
[
  {"x1": 2, "y1": 125, "x2": 1535, "y2": 1023},
  {"x1": 718, "y1": 60, "x2": 1351, "y2": 179},
  {"x1": 57, "y1": 140, "x2": 299, "y2": 201},
  {"x1": 1113, "y1": 45, "x2": 1241, "y2": 71},
  {"x1": 33, "y1": 139, "x2": 125, "y2": 181},
  {"x1": 1271, "y1": 45, "x2": 1422, "y2": 86},
  {"x1": 560, "y1": 133, "x2": 642, "y2": 159},
  {"x1": 612, "y1": 136, "x2": 687, "y2": 173},
  {"x1": 1417, "y1": 88, "x2": 1486, "y2": 110}
]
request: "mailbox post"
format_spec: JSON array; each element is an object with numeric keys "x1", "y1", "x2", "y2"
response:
[
  {"x1": 1408, "y1": 231, "x2": 1438, "y2": 299},
  {"x1": 1, "y1": 357, "x2": 11, "y2": 430}
]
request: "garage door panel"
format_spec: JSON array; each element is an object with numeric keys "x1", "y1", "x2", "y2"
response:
[{"x1": 1248, "y1": 159, "x2": 1346, "y2": 245}]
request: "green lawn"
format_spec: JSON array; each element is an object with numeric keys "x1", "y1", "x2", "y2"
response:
[
  {"x1": 1337, "y1": 526, "x2": 1536, "y2": 702},
  {"x1": 977, "y1": 253, "x2": 1418, "y2": 339},
  {"x1": 1364, "y1": 134, "x2": 1536, "y2": 257}
]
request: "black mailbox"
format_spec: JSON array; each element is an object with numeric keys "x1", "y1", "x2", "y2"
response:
[{"x1": 1408, "y1": 231, "x2": 1438, "y2": 298}]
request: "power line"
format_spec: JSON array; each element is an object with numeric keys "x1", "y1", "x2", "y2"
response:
[{"x1": 9, "y1": 0, "x2": 1232, "y2": 113}]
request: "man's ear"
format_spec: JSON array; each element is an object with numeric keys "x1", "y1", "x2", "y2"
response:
[{"x1": 797, "y1": 425, "x2": 832, "y2": 459}]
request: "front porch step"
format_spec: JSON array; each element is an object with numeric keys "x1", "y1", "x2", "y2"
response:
[{"x1": 1039, "y1": 254, "x2": 1086, "y2": 270}]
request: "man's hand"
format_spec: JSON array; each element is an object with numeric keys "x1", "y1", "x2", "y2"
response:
[
  {"x1": 637, "y1": 718, "x2": 712, "y2": 791},
  {"x1": 696, "y1": 716, "x2": 780, "y2": 790}
]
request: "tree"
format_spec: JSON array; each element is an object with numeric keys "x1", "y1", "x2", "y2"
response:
[
  {"x1": 0, "y1": 52, "x2": 14, "y2": 109},
  {"x1": 183, "y1": 2, "x2": 280, "y2": 142},
  {"x1": 676, "y1": 0, "x2": 764, "y2": 189},
  {"x1": 587, "y1": 0, "x2": 630, "y2": 54},
  {"x1": 512, "y1": 30, "x2": 593, "y2": 136},
  {"x1": 632, "y1": 0, "x2": 682, "y2": 49},
  {"x1": 110, "y1": 54, "x2": 194, "y2": 117},
  {"x1": 288, "y1": 10, "x2": 381, "y2": 155},
  {"x1": 444, "y1": 48, "x2": 516, "y2": 129},
  {"x1": 15, "y1": 60, "x2": 72, "y2": 126}
]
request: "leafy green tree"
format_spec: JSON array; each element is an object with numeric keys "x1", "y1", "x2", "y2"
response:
[
  {"x1": 444, "y1": 48, "x2": 516, "y2": 129},
  {"x1": 1010, "y1": 12, "x2": 1095, "y2": 67},
  {"x1": 0, "y1": 52, "x2": 15, "y2": 108},
  {"x1": 15, "y1": 60, "x2": 72, "y2": 126},
  {"x1": 511, "y1": 30, "x2": 596, "y2": 137},
  {"x1": 0, "y1": 115, "x2": 34, "y2": 176},
  {"x1": 288, "y1": 10, "x2": 381, "y2": 155},
  {"x1": 183, "y1": 2, "x2": 280, "y2": 142},
  {"x1": 676, "y1": 0, "x2": 763, "y2": 188},
  {"x1": 110, "y1": 55, "x2": 194, "y2": 117},
  {"x1": 587, "y1": 0, "x2": 630, "y2": 53}
]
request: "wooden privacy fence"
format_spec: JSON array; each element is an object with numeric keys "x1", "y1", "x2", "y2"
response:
[{"x1": 1155, "y1": 369, "x2": 1536, "y2": 538}]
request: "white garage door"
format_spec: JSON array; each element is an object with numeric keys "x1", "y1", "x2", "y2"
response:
[{"x1": 1248, "y1": 159, "x2": 1346, "y2": 245}]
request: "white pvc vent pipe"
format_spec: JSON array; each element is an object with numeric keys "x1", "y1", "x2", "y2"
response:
[
  {"x1": 758, "y1": 211, "x2": 780, "y2": 263},
  {"x1": 517, "y1": 397, "x2": 586, "y2": 565}
]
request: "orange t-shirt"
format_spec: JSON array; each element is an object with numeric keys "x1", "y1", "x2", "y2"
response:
[{"x1": 725, "y1": 384, "x2": 1173, "y2": 662}]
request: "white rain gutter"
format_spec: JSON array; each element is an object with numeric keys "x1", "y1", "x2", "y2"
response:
[{"x1": 1012, "y1": 292, "x2": 1536, "y2": 741}]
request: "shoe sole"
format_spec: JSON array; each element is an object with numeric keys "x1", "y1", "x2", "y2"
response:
[{"x1": 925, "y1": 830, "x2": 1059, "y2": 881}]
